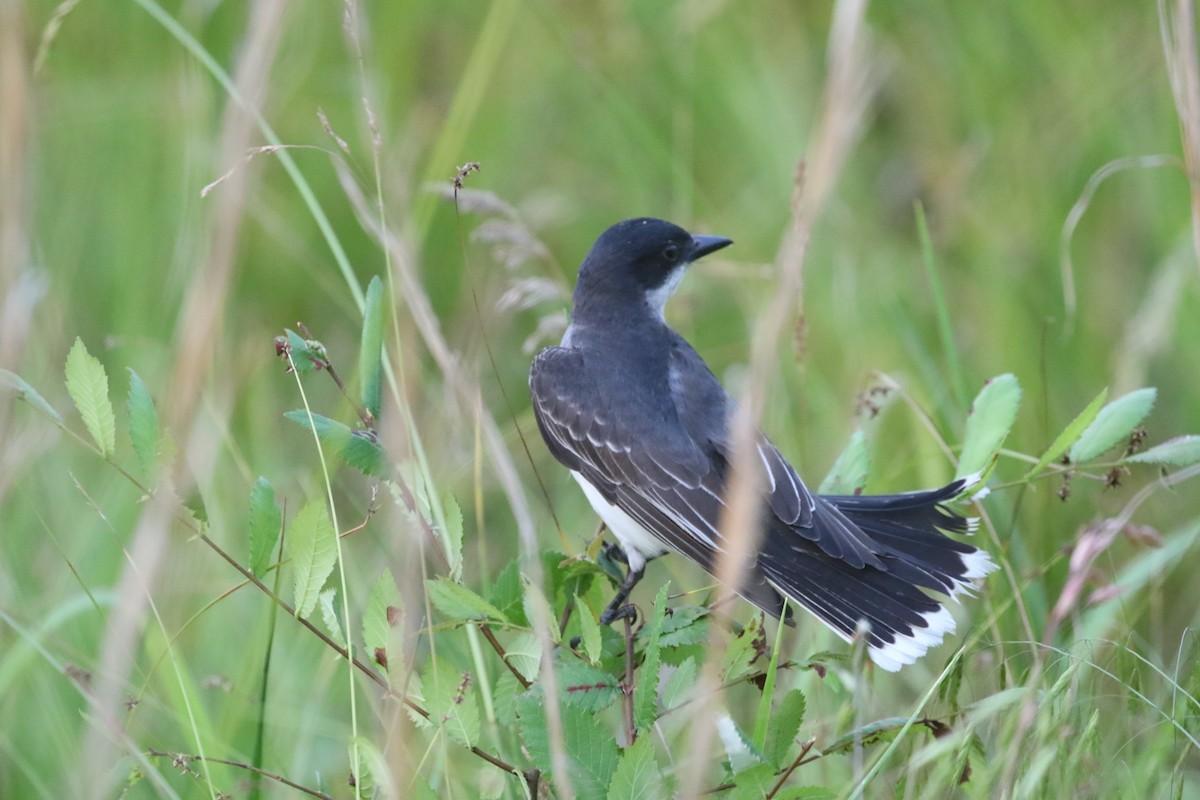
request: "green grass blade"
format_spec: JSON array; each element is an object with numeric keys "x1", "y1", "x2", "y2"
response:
[{"x1": 358, "y1": 275, "x2": 385, "y2": 422}]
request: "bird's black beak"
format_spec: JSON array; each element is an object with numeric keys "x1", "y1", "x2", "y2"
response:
[{"x1": 689, "y1": 234, "x2": 733, "y2": 261}]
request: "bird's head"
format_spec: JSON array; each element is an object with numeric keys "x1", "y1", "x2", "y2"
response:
[{"x1": 574, "y1": 218, "x2": 732, "y2": 320}]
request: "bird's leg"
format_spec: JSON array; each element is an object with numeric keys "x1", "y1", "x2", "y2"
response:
[
  {"x1": 601, "y1": 539, "x2": 629, "y2": 565},
  {"x1": 598, "y1": 562, "x2": 645, "y2": 625}
]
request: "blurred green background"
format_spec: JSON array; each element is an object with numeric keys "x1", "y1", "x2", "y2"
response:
[{"x1": 3, "y1": 0, "x2": 1200, "y2": 797}]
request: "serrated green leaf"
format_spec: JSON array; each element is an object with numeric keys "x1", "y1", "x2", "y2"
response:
[
  {"x1": 722, "y1": 616, "x2": 765, "y2": 684},
  {"x1": 1069, "y1": 387, "x2": 1156, "y2": 463},
  {"x1": 728, "y1": 763, "x2": 777, "y2": 800},
  {"x1": 818, "y1": 429, "x2": 869, "y2": 494},
  {"x1": 284, "y1": 410, "x2": 387, "y2": 477},
  {"x1": 606, "y1": 735, "x2": 664, "y2": 800},
  {"x1": 522, "y1": 577, "x2": 560, "y2": 644},
  {"x1": 0, "y1": 369, "x2": 61, "y2": 422},
  {"x1": 558, "y1": 662, "x2": 620, "y2": 711},
  {"x1": 1024, "y1": 388, "x2": 1108, "y2": 481},
  {"x1": 575, "y1": 594, "x2": 602, "y2": 664},
  {"x1": 282, "y1": 328, "x2": 325, "y2": 374},
  {"x1": 489, "y1": 559, "x2": 527, "y2": 626},
  {"x1": 492, "y1": 672, "x2": 521, "y2": 727},
  {"x1": 718, "y1": 714, "x2": 766, "y2": 774},
  {"x1": 65, "y1": 337, "x2": 116, "y2": 457},
  {"x1": 659, "y1": 606, "x2": 709, "y2": 649},
  {"x1": 517, "y1": 688, "x2": 618, "y2": 799},
  {"x1": 956, "y1": 373, "x2": 1021, "y2": 479},
  {"x1": 427, "y1": 577, "x2": 508, "y2": 623},
  {"x1": 358, "y1": 275, "x2": 385, "y2": 421},
  {"x1": 318, "y1": 588, "x2": 343, "y2": 641},
  {"x1": 505, "y1": 632, "x2": 542, "y2": 682},
  {"x1": 774, "y1": 788, "x2": 836, "y2": 800},
  {"x1": 661, "y1": 656, "x2": 697, "y2": 711},
  {"x1": 125, "y1": 369, "x2": 161, "y2": 480},
  {"x1": 516, "y1": 689, "x2": 551, "y2": 768},
  {"x1": 1125, "y1": 434, "x2": 1200, "y2": 466},
  {"x1": 184, "y1": 490, "x2": 209, "y2": 527},
  {"x1": 443, "y1": 490, "x2": 464, "y2": 580},
  {"x1": 363, "y1": 569, "x2": 401, "y2": 668},
  {"x1": 289, "y1": 501, "x2": 338, "y2": 619},
  {"x1": 247, "y1": 477, "x2": 281, "y2": 577},
  {"x1": 633, "y1": 583, "x2": 669, "y2": 732},
  {"x1": 424, "y1": 659, "x2": 480, "y2": 749},
  {"x1": 764, "y1": 689, "x2": 807, "y2": 768}
]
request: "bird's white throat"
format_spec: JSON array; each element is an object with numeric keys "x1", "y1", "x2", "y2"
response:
[{"x1": 644, "y1": 265, "x2": 688, "y2": 321}]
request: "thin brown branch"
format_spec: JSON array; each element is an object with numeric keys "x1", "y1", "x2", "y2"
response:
[
  {"x1": 147, "y1": 749, "x2": 334, "y2": 800},
  {"x1": 622, "y1": 616, "x2": 636, "y2": 745},
  {"x1": 766, "y1": 738, "x2": 817, "y2": 799},
  {"x1": 480, "y1": 624, "x2": 531, "y2": 689}
]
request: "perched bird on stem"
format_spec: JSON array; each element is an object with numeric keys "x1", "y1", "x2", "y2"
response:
[{"x1": 529, "y1": 218, "x2": 996, "y2": 671}]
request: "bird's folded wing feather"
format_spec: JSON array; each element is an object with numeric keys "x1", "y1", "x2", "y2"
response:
[
  {"x1": 530, "y1": 347, "x2": 726, "y2": 558},
  {"x1": 666, "y1": 341, "x2": 885, "y2": 570},
  {"x1": 531, "y1": 345, "x2": 884, "y2": 571}
]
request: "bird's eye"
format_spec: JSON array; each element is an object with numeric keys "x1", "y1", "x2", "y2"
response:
[{"x1": 662, "y1": 244, "x2": 680, "y2": 261}]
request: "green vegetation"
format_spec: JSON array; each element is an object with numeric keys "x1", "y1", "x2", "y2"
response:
[{"x1": 3, "y1": 1, "x2": 1200, "y2": 798}]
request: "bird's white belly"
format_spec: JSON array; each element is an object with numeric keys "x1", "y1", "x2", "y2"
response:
[{"x1": 571, "y1": 472, "x2": 668, "y2": 572}]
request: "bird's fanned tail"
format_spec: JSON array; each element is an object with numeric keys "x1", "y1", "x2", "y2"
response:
[{"x1": 756, "y1": 477, "x2": 997, "y2": 672}]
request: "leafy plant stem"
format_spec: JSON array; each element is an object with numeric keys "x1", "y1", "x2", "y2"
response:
[
  {"x1": 286, "y1": 353, "x2": 360, "y2": 798},
  {"x1": 623, "y1": 616, "x2": 637, "y2": 745}
]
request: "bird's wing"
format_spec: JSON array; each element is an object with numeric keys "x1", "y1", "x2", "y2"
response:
[
  {"x1": 666, "y1": 341, "x2": 885, "y2": 570},
  {"x1": 531, "y1": 347, "x2": 721, "y2": 543}
]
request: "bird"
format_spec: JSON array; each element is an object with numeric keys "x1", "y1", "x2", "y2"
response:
[{"x1": 528, "y1": 217, "x2": 997, "y2": 671}]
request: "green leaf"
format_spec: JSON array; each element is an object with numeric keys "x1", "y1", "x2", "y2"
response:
[
  {"x1": 363, "y1": 569, "x2": 401, "y2": 669},
  {"x1": 443, "y1": 491, "x2": 464, "y2": 580},
  {"x1": 956, "y1": 373, "x2": 1021, "y2": 480},
  {"x1": 125, "y1": 369, "x2": 161, "y2": 480},
  {"x1": 284, "y1": 410, "x2": 387, "y2": 477},
  {"x1": 426, "y1": 577, "x2": 508, "y2": 623},
  {"x1": 558, "y1": 662, "x2": 620, "y2": 711},
  {"x1": 0, "y1": 369, "x2": 62, "y2": 422},
  {"x1": 659, "y1": 605, "x2": 709, "y2": 648},
  {"x1": 1023, "y1": 388, "x2": 1108, "y2": 481},
  {"x1": 728, "y1": 764, "x2": 777, "y2": 800},
  {"x1": 633, "y1": 583, "x2": 669, "y2": 732},
  {"x1": 661, "y1": 656, "x2": 697, "y2": 711},
  {"x1": 522, "y1": 577, "x2": 560, "y2": 644},
  {"x1": 774, "y1": 788, "x2": 836, "y2": 800},
  {"x1": 818, "y1": 429, "x2": 869, "y2": 494},
  {"x1": 823, "y1": 716, "x2": 915, "y2": 754},
  {"x1": 764, "y1": 689, "x2": 807, "y2": 768},
  {"x1": 358, "y1": 275, "x2": 385, "y2": 421},
  {"x1": 64, "y1": 337, "x2": 116, "y2": 457},
  {"x1": 505, "y1": 632, "x2": 542, "y2": 683},
  {"x1": 606, "y1": 736, "x2": 664, "y2": 800},
  {"x1": 517, "y1": 688, "x2": 619, "y2": 799},
  {"x1": 282, "y1": 328, "x2": 326, "y2": 374},
  {"x1": 318, "y1": 588, "x2": 343, "y2": 641},
  {"x1": 575, "y1": 594, "x2": 603, "y2": 665},
  {"x1": 492, "y1": 672, "x2": 521, "y2": 727},
  {"x1": 247, "y1": 477, "x2": 281, "y2": 578},
  {"x1": 1125, "y1": 434, "x2": 1200, "y2": 466},
  {"x1": 1069, "y1": 387, "x2": 1156, "y2": 463},
  {"x1": 424, "y1": 659, "x2": 480, "y2": 749},
  {"x1": 488, "y1": 559, "x2": 527, "y2": 626},
  {"x1": 718, "y1": 714, "x2": 766, "y2": 774},
  {"x1": 722, "y1": 616, "x2": 765, "y2": 684},
  {"x1": 289, "y1": 501, "x2": 338, "y2": 619}
]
